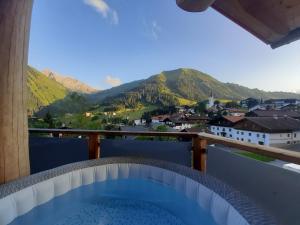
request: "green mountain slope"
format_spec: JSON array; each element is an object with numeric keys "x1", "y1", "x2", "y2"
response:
[
  {"x1": 27, "y1": 66, "x2": 68, "y2": 114},
  {"x1": 28, "y1": 67, "x2": 300, "y2": 116},
  {"x1": 92, "y1": 68, "x2": 300, "y2": 108}
]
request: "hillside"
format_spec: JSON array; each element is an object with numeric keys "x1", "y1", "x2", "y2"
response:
[
  {"x1": 27, "y1": 66, "x2": 69, "y2": 115},
  {"x1": 43, "y1": 69, "x2": 98, "y2": 94},
  {"x1": 91, "y1": 68, "x2": 300, "y2": 108},
  {"x1": 28, "y1": 67, "x2": 300, "y2": 116}
]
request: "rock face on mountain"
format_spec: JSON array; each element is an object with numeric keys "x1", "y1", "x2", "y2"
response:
[
  {"x1": 42, "y1": 69, "x2": 98, "y2": 94},
  {"x1": 27, "y1": 66, "x2": 68, "y2": 115}
]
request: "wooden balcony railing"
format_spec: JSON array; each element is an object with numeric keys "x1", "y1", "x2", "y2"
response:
[{"x1": 29, "y1": 128, "x2": 300, "y2": 172}]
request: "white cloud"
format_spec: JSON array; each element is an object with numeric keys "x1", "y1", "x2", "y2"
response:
[
  {"x1": 143, "y1": 20, "x2": 162, "y2": 40},
  {"x1": 84, "y1": 0, "x2": 119, "y2": 25},
  {"x1": 151, "y1": 21, "x2": 161, "y2": 40},
  {"x1": 105, "y1": 75, "x2": 122, "y2": 87},
  {"x1": 111, "y1": 10, "x2": 119, "y2": 25}
]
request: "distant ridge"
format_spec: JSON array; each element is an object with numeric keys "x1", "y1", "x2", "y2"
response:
[
  {"x1": 89, "y1": 68, "x2": 300, "y2": 108},
  {"x1": 42, "y1": 69, "x2": 98, "y2": 94}
]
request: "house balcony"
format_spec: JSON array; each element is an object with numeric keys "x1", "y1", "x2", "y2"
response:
[{"x1": 26, "y1": 128, "x2": 300, "y2": 225}]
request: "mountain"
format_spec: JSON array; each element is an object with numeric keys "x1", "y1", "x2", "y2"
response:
[
  {"x1": 90, "y1": 68, "x2": 300, "y2": 108},
  {"x1": 27, "y1": 66, "x2": 91, "y2": 116},
  {"x1": 27, "y1": 66, "x2": 69, "y2": 115},
  {"x1": 42, "y1": 69, "x2": 98, "y2": 94},
  {"x1": 27, "y1": 67, "x2": 300, "y2": 116}
]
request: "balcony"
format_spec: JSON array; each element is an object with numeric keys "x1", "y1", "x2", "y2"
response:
[{"x1": 27, "y1": 128, "x2": 300, "y2": 225}]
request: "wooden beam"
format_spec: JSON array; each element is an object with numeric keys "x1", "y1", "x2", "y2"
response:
[
  {"x1": 0, "y1": 0, "x2": 33, "y2": 184},
  {"x1": 192, "y1": 137, "x2": 207, "y2": 172},
  {"x1": 199, "y1": 132, "x2": 300, "y2": 164},
  {"x1": 88, "y1": 134, "x2": 100, "y2": 159}
]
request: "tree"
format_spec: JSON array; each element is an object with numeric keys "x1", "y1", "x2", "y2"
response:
[
  {"x1": 43, "y1": 112, "x2": 54, "y2": 128},
  {"x1": 156, "y1": 125, "x2": 168, "y2": 132},
  {"x1": 195, "y1": 101, "x2": 207, "y2": 113},
  {"x1": 214, "y1": 100, "x2": 220, "y2": 105},
  {"x1": 141, "y1": 112, "x2": 152, "y2": 125},
  {"x1": 225, "y1": 101, "x2": 240, "y2": 108}
]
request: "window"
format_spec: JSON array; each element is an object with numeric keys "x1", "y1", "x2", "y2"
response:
[
  {"x1": 230, "y1": 134, "x2": 232, "y2": 138},
  {"x1": 241, "y1": 132, "x2": 244, "y2": 135},
  {"x1": 262, "y1": 134, "x2": 266, "y2": 138},
  {"x1": 222, "y1": 128, "x2": 225, "y2": 132},
  {"x1": 248, "y1": 133, "x2": 252, "y2": 136},
  {"x1": 229, "y1": 128, "x2": 232, "y2": 132},
  {"x1": 212, "y1": 127, "x2": 215, "y2": 130},
  {"x1": 287, "y1": 141, "x2": 291, "y2": 144},
  {"x1": 287, "y1": 134, "x2": 291, "y2": 137},
  {"x1": 237, "y1": 137, "x2": 239, "y2": 140},
  {"x1": 217, "y1": 133, "x2": 219, "y2": 136},
  {"x1": 248, "y1": 139, "x2": 251, "y2": 143},
  {"x1": 241, "y1": 138, "x2": 244, "y2": 141},
  {"x1": 257, "y1": 134, "x2": 260, "y2": 138},
  {"x1": 217, "y1": 127, "x2": 219, "y2": 130},
  {"x1": 258, "y1": 141, "x2": 264, "y2": 145},
  {"x1": 294, "y1": 133, "x2": 297, "y2": 138},
  {"x1": 237, "y1": 131, "x2": 240, "y2": 134}
]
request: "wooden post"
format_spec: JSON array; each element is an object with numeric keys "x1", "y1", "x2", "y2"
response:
[
  {"x1": 192, "y1": 137, "x2": 207, "y2": 172},
  {"x1": 0, "y1": 0, "x2": 33, "y2": 183},
  {"x1": 88, "y1": 134, "x2": 100, "y2": 159}
]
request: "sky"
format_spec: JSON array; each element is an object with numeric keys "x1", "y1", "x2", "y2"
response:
[{"x1": 29, "y1": 0, "x2": 300, "y2": 92}]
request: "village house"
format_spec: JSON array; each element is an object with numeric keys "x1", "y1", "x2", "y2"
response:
[
  {"x1": 85, "y1": 112, "x2": 93, "y2": 118},
  {"x1": 246, "y1": 110, "x2": 300, "y2": 120},
  {"x1": 210, "y1": 116, "x2": 300, "y2": 147}
]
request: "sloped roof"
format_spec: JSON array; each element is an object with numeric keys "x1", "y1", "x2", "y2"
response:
[
  {"x1": 250, "y1": 110, "x2": 300, "y2": 118},
  {"x1": 242, "y1": 117, "x2": 300, "y2": 132},
  {"x1": 223, "y1": 116, "x2": 244, "y2": 123},
  {"x1": 177, "y1": 0, "x2": 300, "y2": 48}
]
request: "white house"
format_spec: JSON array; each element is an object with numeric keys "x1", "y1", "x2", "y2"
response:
[
  {"x1": 134, "y1": 119, "x2": 146, "y2": 126},
  {"x1": 210, "y1": 116, "x2": 300, "y2": 147}
]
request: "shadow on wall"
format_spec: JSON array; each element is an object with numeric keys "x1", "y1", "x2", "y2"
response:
[
  {"x1": 29, "y1": 137, "x2": 192, "y2": 174},
  {"x1": 207, "y1": 146, "x2": 300, "y2": 225}
]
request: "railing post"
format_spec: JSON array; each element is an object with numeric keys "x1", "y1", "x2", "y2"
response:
[
  {"x1": 88, "y1": 134, "x2": 100, "y2": 159},
  {"x1": 192, "y1": 137, "x2": 207, "y2": 172}
]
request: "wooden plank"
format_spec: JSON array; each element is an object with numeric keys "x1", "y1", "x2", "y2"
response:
[
  {"x1": 0, "y1": 0, "x2": 33, "y2": 184},
  {"x1": 88, "y1": 134, "x2": 100, "y2": 159},
  {"x1": 192, "y1": 137, "x2": 207, "y2": 172},
  {"x1": 199, "y1": 132, "x2": 300, "y2": 164}
]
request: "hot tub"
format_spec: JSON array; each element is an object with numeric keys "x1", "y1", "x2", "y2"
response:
[{"x1": 0, "y1": 158, "x2": 276, "y2": 225}]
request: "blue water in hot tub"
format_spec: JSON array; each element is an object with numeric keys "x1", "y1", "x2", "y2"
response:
[{"x1": 9, "y1": 179, "x2": 218, "y2": 225}]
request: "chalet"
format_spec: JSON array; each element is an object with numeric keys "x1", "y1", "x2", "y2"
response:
[
  {"x1": 185, "y1": 115, "x2": 210, "y2": 123},
  {"x1": 210, "y1": 117, "x2": 300, "y2": 147},
  {"x1": 264, "y1": 99, "x2": 300, "y2": 107},
  {"x1": 209, "y1": 116, "x2": 244, "y2": 138},
  {"x1": 240, "y1": 98, "x2": 259, "y2": 109},
  {"x1": 246, "y1": 110, "x2": 300, "y2": 120},
  {"x1": 134, "y1": 119, "x2": 146, "y2": 126},
  {"x1": 151, "y1": 115, "x2": 169, "y2": 124},
  {"x1": 226, "y1": 108, "x2": 247, "y2": 117},
  {"x1": 167, "y1": 114, "x2": 191, "y2": 130},
  {"x1": 160, "y1": 114, "x2": 210, "y2": 131}
]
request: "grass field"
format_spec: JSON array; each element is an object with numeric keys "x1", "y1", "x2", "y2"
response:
[{"x1": 237, "y1": 151, "x2": 274, "y2": 162}]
